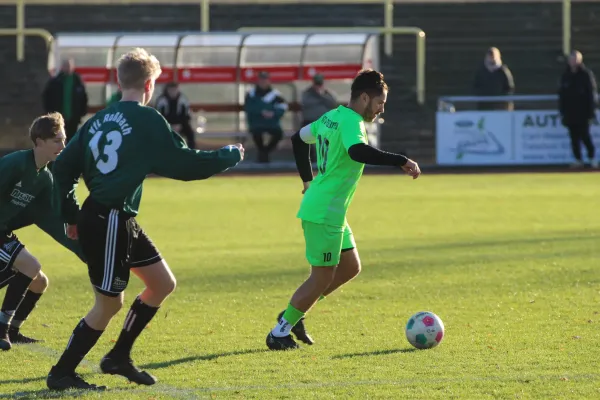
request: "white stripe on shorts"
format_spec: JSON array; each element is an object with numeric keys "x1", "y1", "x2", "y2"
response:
[{"x1": 101, "y1": 210, "x2": 119, "y2": 292}]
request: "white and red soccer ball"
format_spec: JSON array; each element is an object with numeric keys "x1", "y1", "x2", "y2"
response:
[{"x1": 405, "y1": 311, "x2": 445, "y2": 349}]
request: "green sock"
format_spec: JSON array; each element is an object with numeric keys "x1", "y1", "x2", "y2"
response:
[
  {"x1": 282, "y1": 303, "x2": 305, "y2": 326},
  {"x1": 318, "y1": 295, "x2": 326, "y2": 302}
]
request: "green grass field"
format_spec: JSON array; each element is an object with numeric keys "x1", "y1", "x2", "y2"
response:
[{"x1": 1, "y1": 173, "x2": 600, "y2": 399}]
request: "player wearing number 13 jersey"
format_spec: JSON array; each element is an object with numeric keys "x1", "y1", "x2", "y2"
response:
[
  {"x1": 47, "y1": 48, "x2": 244, "y2": 391},
  {"x1": 266, "y1": 69, "x2": 421, "y2": 350}
]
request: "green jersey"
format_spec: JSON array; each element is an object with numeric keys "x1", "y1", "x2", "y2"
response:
[
  {"x1": 0, "y1": 150, "x2": 84, "y2": 261},
  {"x1": 0, "y1": 150, "x2": 53, "y2": 232},
  {"x1": 297, "y1": 106, "x2": 368, "y2": 226},
  {"x1": 54, "y1": 101, "x2": 242, "y2": 223}
]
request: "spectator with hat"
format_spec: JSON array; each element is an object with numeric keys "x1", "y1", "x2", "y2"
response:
[
  {"x1": 244, "y1": 71, "x2": 288, "y2": 163},
  {"x1": 301, "y1": 74, "x2": 338, "y2": 126}
]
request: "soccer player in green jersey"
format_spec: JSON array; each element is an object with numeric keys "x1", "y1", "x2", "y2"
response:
[
  {"x1": 0, "y1": 112, "x2": 85, "y2": 351},
  {"x1": 46, "y1": 48, "x2": 244, "y2": 391},
  {"x1": 266, "y1": 69, "x2": 421, "y2": 350}
]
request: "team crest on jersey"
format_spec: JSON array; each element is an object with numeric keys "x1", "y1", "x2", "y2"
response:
[
  {"x1": 112, "y1": 277, "x2": 128, "y2": 291},
  {"x1": 2, "y1": 240, "x2": 18, "y2": 253},
  {"x1": 10, "y1": 188, "x2": 35, "y2": 208}
]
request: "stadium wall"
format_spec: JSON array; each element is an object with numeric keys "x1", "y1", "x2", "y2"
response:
[{"x1": 0, "y1": 2, "x2": 599, "y2": 164}]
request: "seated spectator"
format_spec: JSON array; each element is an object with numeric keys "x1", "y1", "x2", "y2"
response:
[
  {"x1": 244, "y1": 71, "x2": 288, "y2": 163},
  {"x1": 301, "y1": 74, "x2": 338, "y2": 126},
  {"x1": 155, "y1": 82, "x2": 195, "y2": 149}
]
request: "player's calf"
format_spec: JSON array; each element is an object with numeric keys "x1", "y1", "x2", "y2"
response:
[
  {"x1": 0, "y1": 247, "x2": 42, "y2": 351},
  {"x1": 9, "y1": 271, "x2": 48, "y2": 345},
  {"x1": 101, "y1": 262, "x2": 170, "y2": 384}
]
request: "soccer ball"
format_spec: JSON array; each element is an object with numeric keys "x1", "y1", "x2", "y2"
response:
[{"x1": 405, "y1": 311, "x2": 445, "y2": 349}]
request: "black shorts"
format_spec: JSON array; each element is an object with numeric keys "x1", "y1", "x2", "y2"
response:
[
  {"x1": 0, "y1": 232, "x2": 25, "y2": 289},
  {"x1": 78, "y1": 197, "x2": 162, "y2": 297}
]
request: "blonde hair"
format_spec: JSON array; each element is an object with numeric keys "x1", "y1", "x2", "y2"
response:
[
  {"x1": 29, "y1": 112, "x2": 64, "y2": 144},
  {"x1": 116, "y1": 47, "x2": 162, "y2": 90}
]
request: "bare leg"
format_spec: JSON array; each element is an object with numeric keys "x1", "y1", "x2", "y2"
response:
[
  {"x1": 290, "y1": 266, "x2": 336, "y2": 313},
  {"x1": 323, "y1": 249, "x2": 362, "y2": 297}
]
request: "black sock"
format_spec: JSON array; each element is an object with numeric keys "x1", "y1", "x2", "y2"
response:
[
  {"x1": 110, "y1": 297, "x2": 159, "y2": 359},
  {"x1": 0, "y1": 272, "x2": 33, "y2": 327},
  {"x1": 54, "y1": 319, "x2": 103, "y2": 374},
  {"x1": 11, "y1": 290, "x2": 43, "y2": 330}
]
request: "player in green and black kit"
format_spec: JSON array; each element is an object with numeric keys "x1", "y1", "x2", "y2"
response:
[
  {"x1": 267, "y1": 69, "x2": 421, "y2": 350},
  {"x1": 0, "y1": 112, "x2": 84, "y2": 351},
  {"x1": 46, "y1": 48, "x2": 244, "y2": 391}
]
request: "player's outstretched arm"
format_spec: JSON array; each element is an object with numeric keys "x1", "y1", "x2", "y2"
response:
[
  {"x1": 30, "y1": 203, "x2": 86, "y2": 263},
  {"x1": 51, "y1": 131, "x2": 84, "y2": 224},
  {"x1": 348, "y1": 144, "x2": 421, "y2": 179},
  {"x1": 340, "y1": 117, "x2": 420, "y2": 179},
  {"x1": 151, "y1": 113, "x2": 243, "y2": 181}
]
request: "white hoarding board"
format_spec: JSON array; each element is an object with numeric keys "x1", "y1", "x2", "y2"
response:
[
  {"x1": 437, "y1": 110, "x2": 600, "y2": 165},
  {"x1": 436, "y1": 112, "x2": 514, "y2": 165}
]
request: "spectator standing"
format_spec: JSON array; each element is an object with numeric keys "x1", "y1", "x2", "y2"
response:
[
  {"x1": 559, "y1": 50, "x2": 598, "y2": 168},
  {"x1": 473, "y1": 47, "x2": 515, "y2": 111},
  {"x1": 42, "y1": 58, "x2": 88, "y2": 143}
]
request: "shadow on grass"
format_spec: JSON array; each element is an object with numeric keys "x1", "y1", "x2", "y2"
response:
[
  {"x1": 332, "y1": 348, "x2": 418, "y2": 359},
  {"x1": 140, "y1": 348, "x2": 269, "y2": 370},
  {"x1": 0, "y1": 376, "x2": 46, "y2": 386}
]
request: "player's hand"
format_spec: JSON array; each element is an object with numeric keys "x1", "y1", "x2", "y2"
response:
[
  {"x1": 262, "y1": 110, "x2": 274, "y2": 118},
  {"x1": 302, "y1": 181, "x2": 311, "y2": 194},
  {"x1": 66, "y1": 224, "x2": 78, "y2": 240},
  {"x1": 401, "y1": 159, "x2": 421, "y2": 179},
  {"x1": 232, "y1": 143, "x2": 245, "y2": 160}
]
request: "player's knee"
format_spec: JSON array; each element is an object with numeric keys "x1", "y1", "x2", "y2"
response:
[
  {"x1": 31, "y1": 271, "x2": 49, "y2": 293},
  {"x1": 162, "y1": 275, "x2": 177, "y2": 297},
  {"x1": 310, "y1": 267, "x2": 336, "y2": 288},
  {"x1": 96, "y1": 293, "x2": 124, "y2": 317},
  {"x1": 150, "y1": 275, "x2": 176, "y2": 300},
  {"x1": 353, "y1": 261, "x2": 362, "y2": 278}
]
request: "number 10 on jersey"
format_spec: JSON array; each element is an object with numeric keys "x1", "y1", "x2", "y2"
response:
[{"x1": 317, "y1": 135, "x2": 330, "y2": 175}]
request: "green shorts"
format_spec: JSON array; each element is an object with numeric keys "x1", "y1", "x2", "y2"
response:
[{"x1": 301, "y1": 220, "x2": 356, "y2": 267}]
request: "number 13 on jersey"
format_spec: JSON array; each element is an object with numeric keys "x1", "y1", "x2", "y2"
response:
[{"x1": 89, "y1": 130, "x2": 123, "y2": 174}]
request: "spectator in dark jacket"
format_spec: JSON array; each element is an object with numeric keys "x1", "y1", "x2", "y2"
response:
[
  {"x1": 244, "y1": 71, "x2": 288, "y2": 163},
  {"x1": 301, "y1": 74, "x2": 338, "y2": 126},
  {"x1": 42, "y1": 58, "x2": 88, "y2": 143},
  {"x1": 473, "y1": 47, "x2": 515, "y2": 110},
  {"x1": 559, "y1": 50, "x2": 598, "y2": 168},
  {"x1": 155, "y1": 82, "x2": 195, "y2": 149}
]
